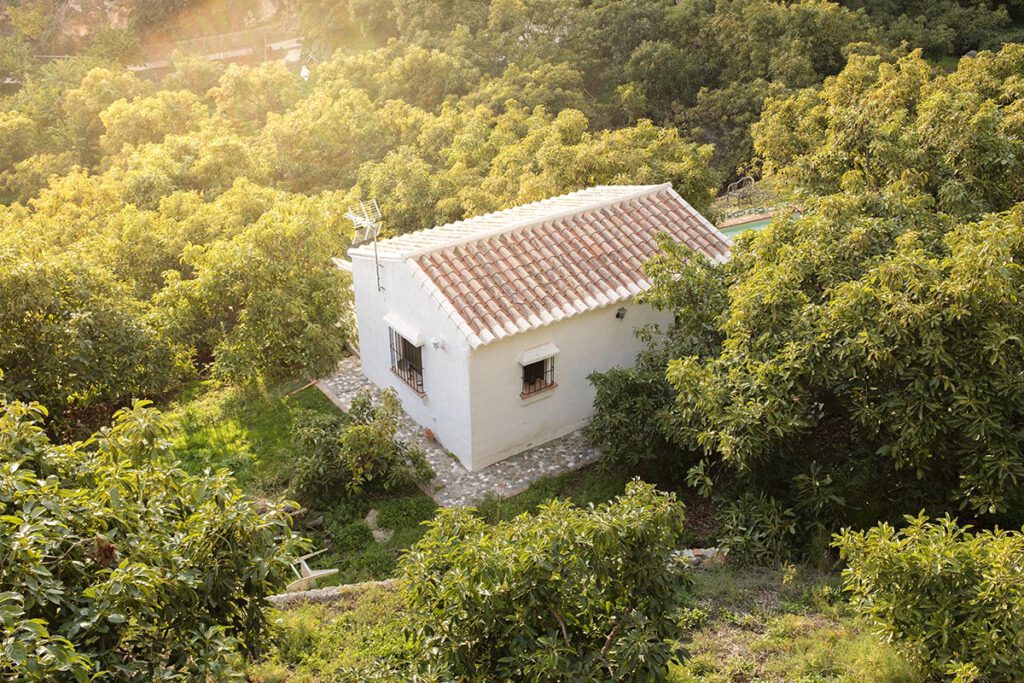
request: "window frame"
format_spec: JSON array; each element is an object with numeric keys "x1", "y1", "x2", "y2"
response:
[
  {"x1": 389, "y1": 327, "x2": 424, "y2": 395},
  {"x1": 521, "y1": 356, "x2": 556, "y2": 398}
]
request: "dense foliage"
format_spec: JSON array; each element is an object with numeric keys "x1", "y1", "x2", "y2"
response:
[
  {"x1": 586, "y1": 44, "x2": 1024, "y2": 559},
  {"x1": 389, "y1": 481, "x2": 689, "y2": 681},
  {"x1": 292, "y1": 388, "x2": 434, "y2": 500},
  {"x1": 754, "y1": 47, "x2": 1024, "y2": 217},
  {"x1": 2, "y1": 1, "x2": 1021, "y2": 436},
  {"x1": 670, "y1": 192, "x2": 1024, "y2": 520},
  {"x1": 0, "y1": 246, "x2": 189, "y2": 435},
  {"x1": 835, "y1": 515, "x2": 1024, "y2": 681},
  {"x1": 0, "y1": 394, "x2": 303, "y2": 680}
]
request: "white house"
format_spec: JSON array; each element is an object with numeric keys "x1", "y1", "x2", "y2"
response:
[{"x1": 347, "y1": 184, "x2": 730, "y2": 471}]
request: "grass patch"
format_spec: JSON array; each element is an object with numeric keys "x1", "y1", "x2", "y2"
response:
[
  {"x1": 165, "y1": 378, "x2": 339, "y2": 495},
  {"x1": 249, "y1": 582, "x2": 407, "y2": 681},
  {"x1": 670, "y1": 566, "x2": 925, "y2": 683},
  {"x1": 309, "y1": 487, "x2": 438, "y2": 586},
  {"x1": 474, "y1": 463, "x2": 633, "y2": 523}
]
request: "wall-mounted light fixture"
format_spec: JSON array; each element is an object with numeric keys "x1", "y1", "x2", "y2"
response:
[{"x1": 615, "y1": 307, "x2": 627, "y2": 320}]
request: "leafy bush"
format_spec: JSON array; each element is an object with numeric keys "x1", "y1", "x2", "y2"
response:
[
  {"x1": 0, "y1": 247, "x2": 189, "y2": 435},
  {"x1": 375, "y1": 494, "x2": 437, "y2": 530},
  {"x1": 396, "y1": 480, "x2": 689, "y2": 680},
  {"x1": 835, "y1": 515, "x2": 1024, "y2": 680},
  {"x1": 292, "y1": 388, "x2": 434, "y2": 500},
  {"x1": 155, "y1": 193, "x2": 353, "y2": 384},
  {"x1": 717, "y1": 492, "x2": 797, "y2": 566},
  {"x1": 0, "y1": 396, "x2": 303, "y2": 680},
  {"x1": 587, "y1": 234, "x2": 727, "y2": 468},
  {"x1": 586, "y1": 363, "x2": 676, "y2": 467}
]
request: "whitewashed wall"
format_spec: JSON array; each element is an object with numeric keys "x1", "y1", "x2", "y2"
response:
[
  {"x1": 466, "y1": 302, "x2": 672, "y2": 470},
  {"x1": 350, "y1": 254, "x2": 474, "y2": 462}
]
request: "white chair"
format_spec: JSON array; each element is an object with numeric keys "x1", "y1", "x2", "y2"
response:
[{"x1": 286, "y1": 549, "x2": 339, "y2": 592}]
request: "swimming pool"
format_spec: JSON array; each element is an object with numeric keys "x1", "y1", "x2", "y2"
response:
[{"x1": 720, "y1": 216, "x2": 772, "y2": 240}]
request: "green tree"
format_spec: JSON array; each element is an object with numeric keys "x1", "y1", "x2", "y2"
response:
[
  {"x1": 98, "y1": 90, "x2": 208, "y2": 157},
  {"x1": 0, "y1": 111, "x2": 37, "y2": 173},
  {"x1": 460, "y1": 63, "x2": 590, "y2": 115},
  {"x1": 840, "y1": 0, "x2": 1011, "y2": 55},
  {"x1": 676, "y1": 78, "x2": 785, "y2": 180},
  {"x1": 0, "y1": 36, "x2": 33, "y2": 83},
  {"x1": 375, "y1": 45, "x2": 480, "y2": 110},
  {"x1": 162, "y1": 50, "x2": 226, "y2": 98},
  {"x1": 210, "y1": 61, "x2": 306, "y2": 131},
  {"x1": 0, "y1": 243, "x2": 188, "y2": 434},
  {"x1": 665, "y1": 189, "x2": 1024, "y2": 527},
  {"x1": 258, "y1": 87, "x2": 395, "y2": 192},
  {"x1": 155, "y1": 194, "x2": 353, "y2": 383},
  {"x1": 754, "y1": 45, "x2": 1024, "y2": 217},
  {"x1": 479, "y1": 108, "x2": 718, "y2": 215},
  {"x1": 61, "y1": 67, "x2": 152, "y2": 162},
  {"x1": 0, "y1": 397, "x2": 303, "y2": 679},
  {"x1": 624, "y1": 40, "x2": 704, "y2": 114},
  {"x1": 394, "y1": 481, "x2": 689, "y2": 680}
]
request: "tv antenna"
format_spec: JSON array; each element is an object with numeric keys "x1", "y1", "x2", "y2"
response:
[{"x1": 346, "y1": 199, "x2": 384, "y2": 292}]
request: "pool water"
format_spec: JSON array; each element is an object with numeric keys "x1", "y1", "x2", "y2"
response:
[{"x1": 720, "y1": 216, "x2": 772, "y2": 240}]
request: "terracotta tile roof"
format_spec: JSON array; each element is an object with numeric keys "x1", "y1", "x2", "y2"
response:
[{"x1": 354, "y1": 184, "x2": 730, "y2": 348}]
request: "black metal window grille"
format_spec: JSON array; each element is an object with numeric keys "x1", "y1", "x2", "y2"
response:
[
  {"x1": 389, "y1": 327, "x2": 424, "y2": 394},
  {"x1": 521, "y1": 357, "x2": 555, "y2": 397}
]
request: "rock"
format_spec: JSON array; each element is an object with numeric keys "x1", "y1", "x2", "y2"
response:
[
  {"x1": 364, "y1": 509, "x2": 394, "y2": 543},
  {"x1": 267, "y1": 578, "x2": 400, "y2": 609},
  {"x1": 680, "y1": 547, "x2": 726, "y2": 569}
]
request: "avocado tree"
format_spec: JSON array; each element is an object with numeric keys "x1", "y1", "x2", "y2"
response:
[
  {"x1": 396, "y1": 481, "x2": 689, "y2": 680},
  {"x1": 0, "y1": 394, "x2": 303, "y2": 680}
]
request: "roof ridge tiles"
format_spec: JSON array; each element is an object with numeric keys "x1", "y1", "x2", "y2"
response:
[
  {"x1": 375, "y1": 185, "x2": 729, "y2": 349},
  {"x1": 350, "y1": 184, "x2": 672, "y2": 261}
]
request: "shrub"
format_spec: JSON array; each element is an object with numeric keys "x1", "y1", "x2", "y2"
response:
[
  {"x1": 329, "y1": 520, "x2": 376, "y2": 553},
  {"x1": 717, "y1": 492, "x2": 797, "y2": 566},
  {"x1": 834, "y1": 514, "x2": 1024, "y2": 680},
  {"x1": 292, "y1": 389, "x2": 434, "y2": 501},
  {"x1": 397, "y1": 480, "x2": 689, "y2": 680},
  {"x1": 0, "y1": 249, "x2": 189, "y2": 435},
  {"x1": 376, "y1": 494, "x2": 437, "y2": 530},
  {"x1": 586, "y1": 363, "x2": 675, "y2": 467},
  {"x1": 0, "y1": 397, "x2": 303, "y2": 680}
]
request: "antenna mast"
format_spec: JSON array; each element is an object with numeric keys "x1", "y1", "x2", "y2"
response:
[{"x1": 346, "y1": 199, "x2": 384, "y2": 292}]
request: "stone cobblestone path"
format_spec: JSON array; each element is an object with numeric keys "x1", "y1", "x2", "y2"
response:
[{"x1": 317, "y1": 356, "x2": 600, "y2": 507}]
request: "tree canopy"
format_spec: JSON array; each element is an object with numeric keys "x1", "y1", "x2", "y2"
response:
[
  {"x1": 0, "y1": 395, "x2": 302, "y2": 679},
  {"x1": 598, "y1": 45, "x2": 1024, "y2": 554}
]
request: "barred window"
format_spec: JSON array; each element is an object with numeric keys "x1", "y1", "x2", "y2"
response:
[
  {"x1": 521, "y1": 357, "x2": 555, "y2": 397},
  {"x1": 389, "y1": 327, "x2": 424, "y2": 394}
]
